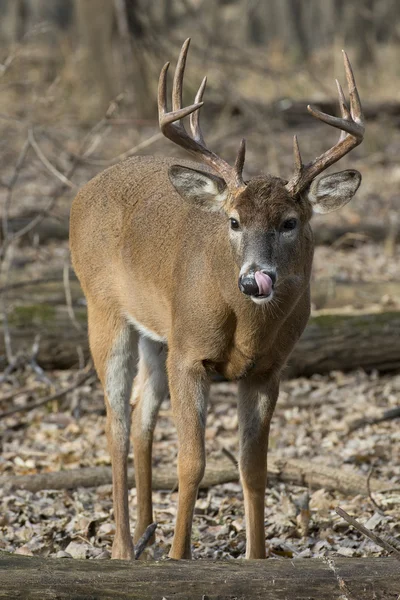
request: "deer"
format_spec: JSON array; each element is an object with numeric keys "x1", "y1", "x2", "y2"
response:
[{"x1": 70, "y1": 39, "x2": 364, "y2": 560}]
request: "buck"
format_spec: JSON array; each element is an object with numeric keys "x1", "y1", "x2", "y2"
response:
[{"x1": 70, "y1": 39, "x2": 364, "y2": 560}]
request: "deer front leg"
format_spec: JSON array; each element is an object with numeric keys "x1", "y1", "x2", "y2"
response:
[
  {"x1": 167, "y1": 354, "x2": 209, "y2": 559},
  {"x1": 238, "y1": 374, "x2": 279, "y2": 559}
]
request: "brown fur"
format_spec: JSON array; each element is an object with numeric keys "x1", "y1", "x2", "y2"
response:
[{"x1": 70, "y1": 155, "x2": 314, "y2": 560}]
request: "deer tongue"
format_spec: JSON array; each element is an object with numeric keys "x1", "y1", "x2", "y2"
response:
[{"x1": 254, "y1": 271, "x2": 273, "y2": 297}]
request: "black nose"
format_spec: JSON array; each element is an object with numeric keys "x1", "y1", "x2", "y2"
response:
[
  {"x1": 238, "y1": 274, "x2": 259, "y2": 296},
  {"x1": 261, "y1": 269, "x2": 277, "y2": 285}
]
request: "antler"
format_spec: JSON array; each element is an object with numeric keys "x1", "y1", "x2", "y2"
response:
[
  {"x1": 158, "y1": 38, "x2": 246, "y2": 191},
  {"x1": 285, "y1": 51, "x2": 365, "y2": 197}
]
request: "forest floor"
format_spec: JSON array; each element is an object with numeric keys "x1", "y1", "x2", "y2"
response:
[{"x1": 0, "y1": 366, "x2": 399, "y2": 560}]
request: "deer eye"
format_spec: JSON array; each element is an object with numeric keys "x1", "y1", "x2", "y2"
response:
[
  {"x1": 282, "y1": 218, "x2": 297, "y2": 231},
  {"x1": 230, "y1": 218, "x2": 240, "y2": 230}
]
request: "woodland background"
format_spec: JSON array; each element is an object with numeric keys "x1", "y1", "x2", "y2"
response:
[{"x1": 0, "y1": 0, "x2": 399, "y2": 566}]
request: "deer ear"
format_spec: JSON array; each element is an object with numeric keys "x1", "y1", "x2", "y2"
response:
[
  {"x1": 306, "y1": 169, "x2": 361, "y2": 214},
  {"x1": 168, "y1": 165, "x2": 228, "y2": 211}
]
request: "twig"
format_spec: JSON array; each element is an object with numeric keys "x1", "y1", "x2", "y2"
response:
[
  {"x1": 7, "y1": 95, "x2": 123, "y2": 250},
  {"x1": 29, "y1": 342, "x2": 55, "y2": 387},
  {"x1": 76, "y1": 345, "x2": 85, "y2": 371},
  {"x1": 0, "y1": 362, "x2": 18, "y2": 385},
  {"x1": 221, "y1": 446, "x2": 238, "y2": 466},
  {"x1": 335, "y1": 507, "x2": 400, "y2": 560},
  {"x1": 349, "y1": 406, "x2": 400, "y2": 431},
  {"x1": 0, "y1": 139, "x2": 30, "y2": 259},
  {"x1": 0, "y1": 369, "x2": 95, "y2": 419},
  {"x1": 0, "y1": 275, "x2": 64, "y2": 295},
  {"x1": 0, "y1": 244, "x2": 15, "y2": 365},
  {"x1": 28, "y1": 127, "x2": 76, "y2": 189},
  {"x1": 61, "y1": 132, "x2": 163, "y2": 167},
  {"x1": 134, "y1": 523, "x2": 157, "y2": 560},
  {"x1": 9, "y1": 196, "x2": 62, "y2": 244},
  {"x1": 331, "y1": 232, "x2": 370, "y2": 250},
  {"x1": 367, "y1": 465, "x2": 385, "y2": 515},
  {"x1": 63, "y1": 260, "x2": 82, "y2": 331},
  {"x1": 0, "y1": 383, "x2": 43, "y2": 403},
  {"x1": 0, "y1": 46, "x2": 20, "y2": 78}
]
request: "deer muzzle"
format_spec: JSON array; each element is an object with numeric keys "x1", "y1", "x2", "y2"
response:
[{"x1": 239, "y1": 270, "x2": 275, "y2": 298}]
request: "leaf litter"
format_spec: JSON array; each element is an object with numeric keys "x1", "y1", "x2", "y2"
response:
[{"x1": 0, "y1": 368, "x2": 399, "y2": 560}]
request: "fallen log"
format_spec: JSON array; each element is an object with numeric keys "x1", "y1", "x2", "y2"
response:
[
  {"x1": 0, "y1": 457, "x2": 392, "y2": 497},
  {"x1": 2, "y1": 297, "x2": 400, "y2": 375},
  {"x1": 0, "y1": 553, "x2": 398, "y2": 600},
  {"x1": 286, "y1": 308, "x2": 400, "y2": 378},
  {"x1": 312, "y1": 221, "x2": 400, "y2": 247}
]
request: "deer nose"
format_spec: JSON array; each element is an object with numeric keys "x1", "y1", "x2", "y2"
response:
[
  {"x1": 238, "y1": 269, "x2": 276, "y2": 297},
  {"x1": 238, "y1": 274, "x2": 259, "y2": 296}
]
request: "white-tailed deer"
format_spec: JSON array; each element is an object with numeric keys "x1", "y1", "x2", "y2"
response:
[{"x1": 70, "y1": 39, "x2": 364, "y2": 560}]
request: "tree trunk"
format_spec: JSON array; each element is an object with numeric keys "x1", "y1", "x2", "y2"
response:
[
  {"x1": 0, "y1": 0, "x2": 23, "y2": 45},
  {"x1": 74, "y1": 0, "x2": 116, "y2": 119},
  {"x1": 0, "y1": 553, "x2": 398, "y2": 600}
]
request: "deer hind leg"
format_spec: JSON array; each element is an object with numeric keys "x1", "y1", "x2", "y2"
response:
[
  {"x1": 167, "y1": 353, "x2": 209, "y2": 559},
  {"x1": 238, "y1": 374, "x2": 279, "y2": 559},
  {"x1": 130, "y1": 335, "x2": 168, "y2": 545},
  {"x1": 88, "y1": 304, "x2": 138, "y2": 560}
]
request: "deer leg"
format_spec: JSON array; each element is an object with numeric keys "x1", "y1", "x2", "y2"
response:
[
  {"x1": 167, "y1": 355, "x2": 209, "y2": 559},
  {"x1": 238, "y1": 374, "x2": 279, "y2": 559},
  {"x1": 88, "y1": 305, "x2": 138, "y2": 560},
  {"x1": 131, "y1": 336, "x2": 168, "y2": 545}
]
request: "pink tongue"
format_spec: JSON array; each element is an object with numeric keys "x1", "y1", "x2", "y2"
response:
[{"x1": 254, "y1": 271, "x2": 273, "y2": 296}]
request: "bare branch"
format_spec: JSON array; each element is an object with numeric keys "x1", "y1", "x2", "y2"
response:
[
  {"x1": 72, "y1": 132, "x2": 164, "y2": 167},
  {"x1": 367, "y1": 465, "x2": 385, "y2": 515},
  {"x1": 0, "y1": 245, "x2": 15, "y2": 365},
  {"x1": 134, "y1": 523, "x2": 157, "y2": 560},
  {"x1": 0, "y1": 369, "x2": 95, "y2": 420},
  {"x1": 63, "y1": 260, "x2": 82, "y2": 331},
  {"x1": 1, "y1": 139, "x2": 30, "y2": 256},
  {"x1": 28, "y1": 128, "x2": 76, "y2": 189},
  {"x1": 335, "y1": 507, "x2": 400, "y2": 560}
]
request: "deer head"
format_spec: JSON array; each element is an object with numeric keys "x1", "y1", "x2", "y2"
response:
[{"x1": 159, "y1": 39, "x2": 364, "y2": 304}]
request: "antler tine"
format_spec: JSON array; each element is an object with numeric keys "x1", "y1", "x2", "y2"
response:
[
  {"x1": 158, "y1": 61, "x2": 203, "y2": 128},
  {"x1": 234, "y1": 138, "x2": 246, "y2": 181},
  {"x1": 343, "y1": 50, "x2": 363, "y2": 124},
  {"x1": 172, "y1": 38, "x2": 190, "y2": 123},
  {"x1": 189, "y1": 76, "x2": 207, "y2": 145},
  {"x1": 336, "y1": 79, "x2": 350, "y2": 120},
  {"x1": 285, "y1": 51, "x2": 365, "y2": 197},
  {"x1": 293, "y1": 135, "x2": 303, "y2": 173},
  {"x1": 335, "y1": 79, "x2": 350, "y2": 142},
  {"x1": 158, "y1": 62, "x2": 170, "y2": 119},
  {"x1": 307, "y1": 100, "x2": 362, "y2": 138},
  {"x1": 157, "y1": 39, "x2": 247, "y2": 192}
]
